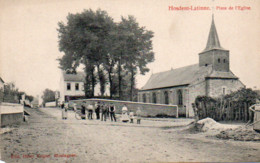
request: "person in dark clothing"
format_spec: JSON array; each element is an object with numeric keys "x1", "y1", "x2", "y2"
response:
[
  {"x1": 81, "y1": 103, "x2": 86, "y2": 119},
  {"x1": 101, "y1": 103, "x2": 107, "y2": 121},
  {"x1": 109, "y1": 103, "x2": 116, "y2": 122},
  {"x1": 95, "y1": 103, "x2": 100, "y2": 120}
]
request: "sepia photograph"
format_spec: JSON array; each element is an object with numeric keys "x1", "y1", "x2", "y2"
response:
[{"x1": 0, "y1": 0, "x2": 260, "y2": 162}]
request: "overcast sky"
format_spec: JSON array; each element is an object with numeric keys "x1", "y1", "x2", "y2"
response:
[{"x1": 0, "y1": 0, "x2": 259, "y2": 96}]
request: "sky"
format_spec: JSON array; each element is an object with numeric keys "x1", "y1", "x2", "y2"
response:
[{"x1": 0, "y1": 0, "x2": 260, "y2": 97}]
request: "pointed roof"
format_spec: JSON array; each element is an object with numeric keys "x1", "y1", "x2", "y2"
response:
[
  {"x1": 0, "y1": 77, "x2": 4, "y2": 83},
  {"x1": 202, "y1": 15, "x2": 226, "y2": 52}
]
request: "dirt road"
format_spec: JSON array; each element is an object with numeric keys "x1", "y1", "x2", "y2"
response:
[{"x1": 1, "y1": 107, "x2": 259, "y2": 162}]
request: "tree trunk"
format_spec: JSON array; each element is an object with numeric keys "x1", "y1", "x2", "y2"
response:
[
  {"x1": 130, "y1": 66, "x2": 135, "y2": 101},
  {"x1": 118, "y1": 52, "x2": 122, "y2": 99},
  {"x1": 97, "y1": 65, "x2": 105, "y2": 97}
]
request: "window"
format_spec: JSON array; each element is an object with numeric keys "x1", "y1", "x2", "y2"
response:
[
  {"x1": 218, "y1": 58, "x2": 221, "y2": 63},
  {"x1": 178, "y1": 90, "x2": 183, "y2": 105},
  {"x1": 75, "y1": 83, "x2": 79, "y2": 91},
  {"x1": 223, "y1": 59, "x2": 226, "y2": 63},
  {"x1": 205, "y1": 64, "x2": 208, "y2": 66},
  {"x1": 67, "y1": 83, "x2": 71, "y2": 90},
  {"x1": 164, "y1": 91, "x2": 169, "y2": 104},
  {"x1": 223, "y1": 87, "x2": 226, "y2": 95},
  {"x1": 142, "y1": 94, "x2": 146, "y2": 103},
  {"x1": 152, "y1": 92, "x2": 157, "y2": 103}
]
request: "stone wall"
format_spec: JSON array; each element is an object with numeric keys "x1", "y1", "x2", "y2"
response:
[
  {"x1": 207, "y1": 79, "x2": 245, "y2": 97},
  {"x1": 0, "y1": 103, "x2": 24, "y2": 127},
  {"x1": 72, "y1": 99, "x2": 179, "y2": 118},
  {"x1": 187, "y1": 81, "x2": 207, "y2": 117},
  {"x1": 137, "y1": 85, "x2": 188, "y2": 116}
]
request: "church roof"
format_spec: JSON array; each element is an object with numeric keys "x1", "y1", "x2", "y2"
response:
[
  {"x1": 141, "y1": 65, "x2": 238, "y2": 91},
  {"x1": 141, "y1": 64, "x2": 212, "y2": 90},
  {"x1": 202, "y1": 15, "x2": 226, "y2": 52},
  {"x1": 206, "y1": 71, "x2": 238, "y2": 79},
  {"x1": 62, "y1": 71, "x2": 85, "y2": 82}
]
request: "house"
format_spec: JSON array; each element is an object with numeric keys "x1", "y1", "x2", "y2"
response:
[
  {"x1": 59, "y1": 71, "x2": 110, "y2": 103},
  {"x1": 0, "y1": 77, "x2": 5, "y2": 89},
  {"x1": 59, "y1": 71, "x2": 85, "y2": 103},
  {"x1": 138, "y1": 16, "x2": 245, "y2": 117}
]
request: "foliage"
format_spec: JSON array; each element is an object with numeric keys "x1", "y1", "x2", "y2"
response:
[
  {"x1": 41, "y1": 89, "x2": 56, "y2": 104},
  {"x1": 0, "y1": 82, "x2": 33, "y2": 104},
  {"x1": 57, "y1": 9, "x2": 154, "y2": 100}
]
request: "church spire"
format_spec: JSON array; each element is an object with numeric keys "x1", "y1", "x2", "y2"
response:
[{"x1": 204, "y1": 15, "x2": 224, "y2": 51}]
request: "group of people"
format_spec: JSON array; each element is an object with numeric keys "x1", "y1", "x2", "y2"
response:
[
  {"x1": 61, "y1": 101, "x2": 142, "y2": 124},
  {"x1": 79, "y1": 102, "x2": 117, "y2": 122}
]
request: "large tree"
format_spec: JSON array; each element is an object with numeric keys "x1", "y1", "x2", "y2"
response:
[
  {"x1": 57, "y1": 9, "x2": 154, "y2": 100},
  {"x1": 117, "y1": 16, "x2": 154, "y2": 100},
  {"x1": 57, "y1": 9, "x2": 114, "y2": 97}
]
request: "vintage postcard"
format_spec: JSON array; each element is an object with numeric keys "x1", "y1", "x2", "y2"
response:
[{"x1": 0, "y1": 0, "x2": 260, "y2": 162}]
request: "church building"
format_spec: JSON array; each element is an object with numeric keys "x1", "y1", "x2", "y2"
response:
[{"x1": 137, "y1": 17, "x2": 245, "y2": 117}]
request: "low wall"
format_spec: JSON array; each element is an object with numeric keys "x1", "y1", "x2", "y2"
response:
[
  {"x1": 0, "y1": 102, "x2": 24, "y2": 127},
  {"x1": 45, "y1": 101, "x2": 56, "y2": 107},
  {"x1": 71, "y1": 98, "x2": 178, "y2": 118}
]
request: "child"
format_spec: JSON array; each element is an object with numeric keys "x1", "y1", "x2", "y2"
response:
[
  {"x1": 129, "y1": 111, "x2": 134, "y2": 123},
  {"x1": 121, "y1": 104, "x2": 129, "y2": 122},
  {"x1": 136, "y1": 107, "x2": 142, "y2": 124}
]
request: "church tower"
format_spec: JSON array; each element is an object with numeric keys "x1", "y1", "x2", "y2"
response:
[{"x1": 199, "y1": 16, "x2": 230, "y2": 72}]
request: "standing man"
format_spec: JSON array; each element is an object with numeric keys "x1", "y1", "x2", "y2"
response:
[
  {"x1": 87, "y1": 103, "x2": 94, "y2": 120},
  {"x1": 109, "y1": 103, "x2": 116, "y2": 122},
  {"x1": 95, "y1": 102, "x2": 100, "y2": 120},
  {"x1": 81, "y1": 102, "x2": 86, "y2": 120},
  {"x1": 101, "y1": 103, "x2": 107, "y2": 121}
]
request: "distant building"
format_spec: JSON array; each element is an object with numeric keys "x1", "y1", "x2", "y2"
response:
[
  {"x1": 59, "y1": 71, "x2": 109, "y2": 102},
  {"x1": 0, "y1": 77, "x2": 5, "y2": 89},
  {"x1": 138, "y1": 16, "x2": 245, "y2": 117}
]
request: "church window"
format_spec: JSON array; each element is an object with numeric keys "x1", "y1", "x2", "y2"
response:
[
  {"x1": 177, "y1": 90, "x2": 183, "y2": 105},
  {"x1": 152, "y1": 92, "x2": 157, "y2": 103},
  {"x1": 218, "y1": 58, "x2": 221, "y2": 63},
  {"x1": 164, "y1": 91, "x2": 169, "y2": 104},
  {"x1": 222, "y1": 86, "x2": 227, "y2": 95},
  {"x1": 142, "y1": 94, "x2": 146, "y2": 103}
]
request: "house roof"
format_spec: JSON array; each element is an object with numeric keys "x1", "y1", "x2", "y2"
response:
[
  {"x1": 62, "y1": 71, "x2": 85, "y2": 82},
  {"x1": 141, "y1": 64, "x2": 212, "y2": 90}
]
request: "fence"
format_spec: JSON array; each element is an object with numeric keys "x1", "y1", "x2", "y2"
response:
[
  {"x1": 195, "y1": 99, "x2": 253, "y2": 122},
  {"x1": 71, "y1": 98, "x2": 179, "y2": 118}
]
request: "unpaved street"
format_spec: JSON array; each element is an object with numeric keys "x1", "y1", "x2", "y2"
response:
[{"x1": 1, "y1": 107, "x2": 259, "y2": 162}]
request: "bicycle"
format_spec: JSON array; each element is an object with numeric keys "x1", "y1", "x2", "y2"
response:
[{"x1": 75, "y1": 110, "x2": 86, "y2": 120}]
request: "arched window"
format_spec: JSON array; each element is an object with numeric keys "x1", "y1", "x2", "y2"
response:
[
  {"x1": 152, "y1": 92, "x2": 157, "y2": 103},
  {"x1": 177, "y1": 90, "x2": 183, "y2": 105},
  {"x1": 223, "y1": 59, "x2": 226, "y2": 63},
  {"x1": 142, "y1": 94, "x2": 146, "y2": 103},
  {"x1": 164, "y1": 91, "x2": 169, "y2": 104},
  {"x1": 218, "y1": 58, "x2": 221, "y2": 63}
]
